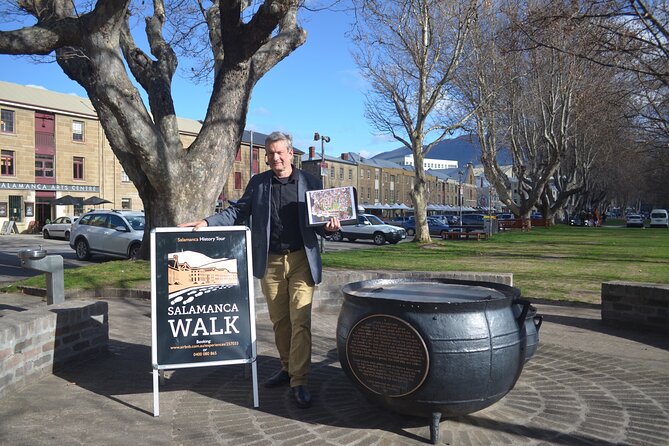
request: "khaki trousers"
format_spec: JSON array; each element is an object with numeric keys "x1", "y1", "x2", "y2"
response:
[{"x1": 261, "y1": 249, "x2": 314, "y2": 387}]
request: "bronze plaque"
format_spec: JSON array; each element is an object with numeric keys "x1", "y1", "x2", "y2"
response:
[{"x1": 345, "y1": 314, "x2": 429, "y2": 397}]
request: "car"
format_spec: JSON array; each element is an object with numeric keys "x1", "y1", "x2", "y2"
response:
[
  {"x1": 69, "y1": 209, "x2": 145, "y2": 260},
  {"x1": 625, "y1": 214, "x2": 644, "y2": 228},
  {"x1": 330, "y1": 214, "x2": 406, "y2": 245},
  {"x1": 402, "y1": 216, "x2": 451, "y2": 237},
  {"x1": 42, "y1": 216, "x2": 79, "y2": 240},
  {"x1": 496, "y1": 213, "x2": 515, "y2": 221},
  {"x1": 460, "y1": 213, "x2": 485, "y2": 228},
  {"x1": 649, "y1": 209, "x2": 669, "y2": 228}
]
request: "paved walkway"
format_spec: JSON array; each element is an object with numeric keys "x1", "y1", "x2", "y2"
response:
[{"x1": 1, "y1": 292, "x2": 668, "y2": 445}]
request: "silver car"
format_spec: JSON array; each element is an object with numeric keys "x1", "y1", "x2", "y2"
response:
[
  {"x1": 330, "y1": 213, "x2": 406, "y2": 245},
  {"x1": 69, "y1": 210, "x2": 145, "y2": 260},
  {"x1": 42, "y1": 216, "x2": 79, "y2": 240}
]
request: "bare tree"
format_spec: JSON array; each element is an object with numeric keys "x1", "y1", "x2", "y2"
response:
[
  {"x1": 351, "y1": 0, "x2": 476, "y2": 242},
  {"x1": 525, "y1": 0, "x2": 669, "y2": 208},
  {"x1": 461, "y1": 0, "x2": 636, "y2": 227},
  {"x1": 0, "y1": 0, "x2": 308, "y2": 258}
]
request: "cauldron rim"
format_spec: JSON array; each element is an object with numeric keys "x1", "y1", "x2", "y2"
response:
[{"x1": 341, "y1": 277, "x2": 520, "y2": 308}]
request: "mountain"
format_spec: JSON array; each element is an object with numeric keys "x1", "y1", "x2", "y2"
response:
[{"x1": 372, "y1": 134, "x2": 511, "y2": 167}]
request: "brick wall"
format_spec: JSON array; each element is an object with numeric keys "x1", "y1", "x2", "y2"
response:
[
  {"x1": 601, "y1": 281, "x2": 669, "y2": 333},
  {"x1": 0, "y1": 300, "x2": 109, "y2": 399}
]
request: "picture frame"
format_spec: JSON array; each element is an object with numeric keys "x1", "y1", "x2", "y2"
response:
[
  {"x1": 306, "y1": 186, "x2": 357, "y2": 226},
  {"x1": 25, "y1": 202, "x2": 34, "y2": 217}
]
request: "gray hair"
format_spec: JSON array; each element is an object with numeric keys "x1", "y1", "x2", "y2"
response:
[{"x1": 265, "y1": 131, "x2": 293, "y2": 151}]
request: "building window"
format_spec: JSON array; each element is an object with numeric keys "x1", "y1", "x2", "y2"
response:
[
  {"x1": 339, "y1": 167, "x2": 344, "y2": 179},
  {"x1": 121, "y1": 169, "x2": 130, "y2": 182},
  {"x1": 1, "y1": 150, "x2": 15, "y2": 176},
  {"x1": 234, "y1": 171, "x2": 242, "y2": 189},
  {"x1": 349, "y1": 169, "x2": 352, "y2": 180},
  {"x1": 1, "y1": 109, "x2": 15, "y2": 133},
  {"x1": 72, "y1": 120, "x2": 85, "y2": 142},
  {"x1": 121, "y1": 198, "x2": 132, "y2": 209},
  {"x1": 235, "y1": 147, "x2": 241, "y2": 161},
  {"x1": 73, "y1": 156, "x2": 84, "y2": 180},
  {"x1": 35, "y1": 154, "x2": 54, "y2": 177},
  {"x1": 367, "y1": 170, "x2": 371, "y2": 179},
  {"x1": 360, "y1": 169, "x2": 364, "y2": 178},
  {"x1": 330, "y1": 166, "x2": 335, "y2": 178}
]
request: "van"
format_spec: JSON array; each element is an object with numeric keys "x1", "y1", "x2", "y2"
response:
[{"x1": 649, "y1": 209, "x2": 669, "y2": 228}]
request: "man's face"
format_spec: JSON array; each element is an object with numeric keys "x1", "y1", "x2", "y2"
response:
[{"x1": 266, "y1": 140, "x2": 294, "y2": 178}]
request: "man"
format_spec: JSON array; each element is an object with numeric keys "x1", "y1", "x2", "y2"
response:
[{"x1": 181, "y1": 131, "x2": 340, "y2": 409}]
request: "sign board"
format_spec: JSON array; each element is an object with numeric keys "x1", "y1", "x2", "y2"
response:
[
  {"x1": 320, "y1": 162, "x2": 329, "y2": 177},
  {"x1": 1, "y1": 220, "x2": 17, "y2": 235},
  {"x1": 150, "y1": 226, "x2": 258, "y2": 415}
]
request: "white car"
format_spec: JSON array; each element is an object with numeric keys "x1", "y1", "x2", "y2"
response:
[
  {"x1": 649, "y1": 209, "x2": 669, "y2": 228},
  {"x1": 69, "y1": 210, "x2": 145, "y2": 260},
  {"x1": 42, "y1": 216, "x2": 79, "y2": 240},
  {"x1": 330, "y1": 214, "x2": 406, "y2": 245},
  {"x1": 625, "y1": 214, "x2": 644, "y2": 228}
]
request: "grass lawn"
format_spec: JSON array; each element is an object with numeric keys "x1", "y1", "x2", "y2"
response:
[
  {"x1": 322, "y1": 225, "x2": 669, "y2": 304},
  {"x1": 3, "y1": 225, "x2": 667, "y2": 305}
]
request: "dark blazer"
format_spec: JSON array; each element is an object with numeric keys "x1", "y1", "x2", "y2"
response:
[{"x1": 204, "y1": 168, "x2": 326, "y2": 283}]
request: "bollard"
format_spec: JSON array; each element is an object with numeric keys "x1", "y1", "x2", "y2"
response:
[{"x1": 18, "y1": 246, "x2": 65, "y2": 305}]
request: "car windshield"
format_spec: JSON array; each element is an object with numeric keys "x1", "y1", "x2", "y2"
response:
[
  {"x1": 365, "y1": 215, "x2": 384, "y2": 225},
  {"x1": 125, "y1": 215, "x2": 145, "y2": 231}
]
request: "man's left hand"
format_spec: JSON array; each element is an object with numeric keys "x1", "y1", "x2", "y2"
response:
[{"x1": 324, "y1": 217, "x2": 341, "y2": 232}]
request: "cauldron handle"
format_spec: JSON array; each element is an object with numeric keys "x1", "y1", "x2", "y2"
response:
[{"x1": 513, "y1": 298, "x2": 531, "y2": 327}]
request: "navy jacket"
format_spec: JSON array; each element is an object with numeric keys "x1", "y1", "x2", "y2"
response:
[{"x1": 205, "y1": 168, "x2": 326, "y2": 283}]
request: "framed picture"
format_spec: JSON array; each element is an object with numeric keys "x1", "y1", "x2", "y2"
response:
[
  {"x1": 25, "y1": 202, "x2": 34, "y2": 217},
  {"x1": 306, "y1": 186, "x2": 357, "y2": 226},
  {"x1": 0, "y1": 202, "x2": 6, "y2": 218}
]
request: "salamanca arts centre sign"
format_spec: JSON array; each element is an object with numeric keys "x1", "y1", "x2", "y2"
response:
[
  {"x1": 0, "y1": 181, "x2": 99, "y2": 192},
  {"x1": 150, "y1": 227, "x2": 258, "y2": 416}
]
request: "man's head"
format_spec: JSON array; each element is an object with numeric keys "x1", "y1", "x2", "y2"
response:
[{"x1": 265, "y1": 131, "x2": 294, "y2": 178}]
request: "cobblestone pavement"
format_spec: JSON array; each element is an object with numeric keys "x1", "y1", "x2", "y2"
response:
[{"x1": 1, "y1": 295, "x2": 668, "y2": 446}]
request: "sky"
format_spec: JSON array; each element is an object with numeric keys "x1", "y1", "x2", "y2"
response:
[{"x1": 0, "y1": 7, "x2": 401, "y2": 159}]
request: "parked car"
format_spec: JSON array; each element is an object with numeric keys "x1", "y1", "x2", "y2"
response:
[
  {"x1": 649, "y1": 209, "x2": 669, "y2": 228},
  {"x1": 402, "y1": 216, "x2": 450, "y2": 237},
  {"x1": 330, "y1": 214, "x2": 406, "y2": 245},
  {"x1": 460, "y1": 213, "x2": 485, "y2": 229},
  {"x1": 69, "y1": 210, "x2": 145, "y2": 260},
  {"x1": 42, "y1": 216, "x2": 79, "y2": 240},
  {"x1": 625, "y1": 214, "x2": 644, "y2": 228}
]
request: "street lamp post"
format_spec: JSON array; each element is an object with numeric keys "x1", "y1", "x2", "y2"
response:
[
  {"x1": 458, "y1": 170, "x2": 464, "y2": 226},
  {"x1": 314, "y1": 132, "x2": 331, "y2": 253}
]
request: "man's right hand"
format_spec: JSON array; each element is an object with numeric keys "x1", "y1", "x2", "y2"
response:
[{"x1": 178, "y1": 220, "x2": 209, "y2": 231}]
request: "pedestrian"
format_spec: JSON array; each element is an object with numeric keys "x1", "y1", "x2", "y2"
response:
[{"x1": 180, "y1": 131, "x2": 341, "y2": 409}]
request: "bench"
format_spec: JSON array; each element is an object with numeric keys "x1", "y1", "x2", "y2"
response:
[{"x1": 441, "y1": 231, "x2": 489, "y2": 241}]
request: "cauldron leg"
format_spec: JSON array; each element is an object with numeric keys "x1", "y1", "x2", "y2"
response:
[{"x1": 430, "y1": 412, "x2": 441, "y2": 444}]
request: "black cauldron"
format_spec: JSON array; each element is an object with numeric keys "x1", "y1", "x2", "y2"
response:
[{"x1": 336, "y1": 278, "x2": 541, "y2": 444}]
